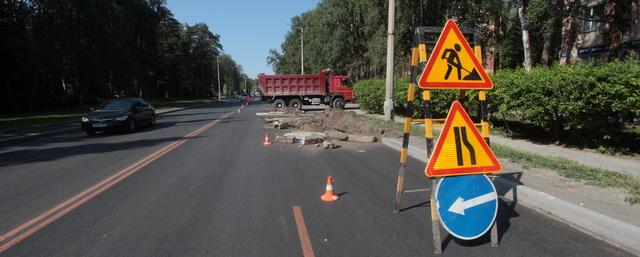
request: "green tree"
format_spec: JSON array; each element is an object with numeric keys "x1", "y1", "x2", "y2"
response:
[{"x1": 0, "y1": 0, "x2": 248, "y2": 114}]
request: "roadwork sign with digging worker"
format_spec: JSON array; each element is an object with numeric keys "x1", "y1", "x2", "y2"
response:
[{"x1": 418, "y1": 20, "x2": 492, "y2": 89}]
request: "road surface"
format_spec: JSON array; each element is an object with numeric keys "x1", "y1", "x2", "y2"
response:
[{"x1": 0, "y1": 101, "x2": 633, "y2": 256}]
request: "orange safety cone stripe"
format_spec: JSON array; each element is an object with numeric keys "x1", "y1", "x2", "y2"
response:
[
  {"x1": 263, "y1": 132, "x2": 272, "y2": 145},
  {"x1": 321, "y1": 176, "x2": 339, "y2": 202}
]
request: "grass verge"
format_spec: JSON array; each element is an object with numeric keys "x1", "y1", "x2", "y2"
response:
[
  {"x1": 0, "y1": 109, "x2": 87, "y2": 134},
  {"x1": 0, "y1": 98, "x2": 214, "y2": 135},
  {"x1": 363, "y1": 116, "x2": 426, "y2": 137},
  {"x1": 492, "y1": 144, "x2": 640, "y2": 204}
]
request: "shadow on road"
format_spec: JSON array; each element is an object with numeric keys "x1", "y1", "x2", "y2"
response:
[
  {"x1": 0, "y1": 136, "x2": 207, "y2": 167},
  {"x1": 440, "y1": 199, "x2": 520, "y2": 250},
  {"x1": 398, "y1": 200, "x2": 431, "y2": 213}
]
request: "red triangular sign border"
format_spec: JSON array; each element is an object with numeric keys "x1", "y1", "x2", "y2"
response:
[
  {"x1": 418, "y1": 19, "x2": 493, "y2": 89},
  {"x1": 425, "y1": 101, "x2": 501, "y2": 177}
]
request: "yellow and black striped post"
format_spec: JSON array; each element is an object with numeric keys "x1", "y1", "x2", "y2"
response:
[
  {"x1": 393, "y1": 47, "x2": 419, "y2": 213},
  {"x1": 419, "y1": 42, "x2": 444, "y2": 254},
  {"x1": 423, "y1": 90, "x2": 434, "y2": 155},
  {"x1": 479, "y1": 91, "x2": 490, "y2": 145}
]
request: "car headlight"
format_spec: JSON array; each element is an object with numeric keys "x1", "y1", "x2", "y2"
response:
[
  {"x1": 81, "y1": 117, "x2": 89, "y2": 122},
  {"x1": 114, "y1": 115, "x2": 129, "y2": 121}
]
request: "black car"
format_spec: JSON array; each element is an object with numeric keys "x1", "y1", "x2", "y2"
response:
[{"x1": 81, "y1": 98, "x2": 156, "y2": 135}]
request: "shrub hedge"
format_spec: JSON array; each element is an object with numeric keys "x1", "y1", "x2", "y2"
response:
[
  {"x1": 353, "y1": 77, "x2": 461, "y2": 118},
  {"x1": 353, "y1": 60, "x2": 640, "y2": 151}
]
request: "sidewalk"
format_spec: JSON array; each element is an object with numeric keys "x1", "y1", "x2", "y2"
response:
[
  {"x1": 490, "y1": 136, "x2": 640, "y2": 176},
  {"x1": 350, "y1": 109, "x2": 640, "y2": 255}
]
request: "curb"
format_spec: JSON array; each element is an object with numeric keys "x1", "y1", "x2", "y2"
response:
[
  {"x1": 381, "y1": 137, "x2": 640, "y2": 256},
  {"x1": 0, "y1": 100, "x2": 220, "y2": 144}
]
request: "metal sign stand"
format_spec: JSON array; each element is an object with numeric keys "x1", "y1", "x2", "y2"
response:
[{"x1": 393, "y1": 26, "x2": 499, "y2": 254}]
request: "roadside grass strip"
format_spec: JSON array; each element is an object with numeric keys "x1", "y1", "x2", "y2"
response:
[
  {"x1": 0, "y1": 112, "x2": 85, "y2": 134},
  {"x1": 492, "y1": 144, "x2": 640, "y2": 204},
  {"x1": 364, "y1": 116, "x2": 427, "y2": 137}
]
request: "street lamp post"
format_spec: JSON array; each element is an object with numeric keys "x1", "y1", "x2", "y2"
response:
[
  {"x1": 383, "y1": 0, "x2": 396, "y2": 121},
  {"x1": 300, "y1": 27, "x2": 304, "y2": 75},
  {"x1": 216, "y1": 55, "x2": 221, "y2": 101}
]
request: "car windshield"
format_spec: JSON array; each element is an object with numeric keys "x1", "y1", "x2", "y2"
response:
[{"x1": 98, "y1": 99, "x2": 133, "y2": 111}]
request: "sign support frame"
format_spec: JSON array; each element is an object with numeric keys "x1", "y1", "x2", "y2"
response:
[{"x1": 392, "y1": 24, "x2": 498, "y2": 254}]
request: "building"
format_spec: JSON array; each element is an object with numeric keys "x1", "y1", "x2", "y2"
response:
[{"x1": 566, "y1": 0, "x2": 640, "y2": 63}]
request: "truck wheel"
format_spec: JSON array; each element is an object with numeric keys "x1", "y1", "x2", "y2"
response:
[
  {"x1": 332, "y1": 98, "x2": 346, "y2": 109},
  {"x1": 273, "y1": 99, "x2": 287, "y2": 111},
  {"x1": 288, "y1": 99, "x2": 303, "y2": 110}
]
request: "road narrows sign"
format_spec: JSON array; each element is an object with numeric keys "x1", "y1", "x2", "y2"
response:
[
  {"x1": 436, "y1": 174, "x2": 498, "y2": 240},
  {"x1": 425, "y1": 101, "x2": 501, "y2": 177},
  {"x1": 418, "y1": 20, "x2": 493, "y2": 89}
]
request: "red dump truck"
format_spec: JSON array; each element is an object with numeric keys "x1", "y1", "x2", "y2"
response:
[{"x1": 257, "y1": 70, "x2": 355, "y2": 111}]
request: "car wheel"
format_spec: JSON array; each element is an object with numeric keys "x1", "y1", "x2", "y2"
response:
[
  {"x1": 127, "y1": 119, "x2": 136, "y2": 133},
  {"x1": 149, "y1": 114, "x2": 156, "y2": 126},
  {"x1": 332, "y1": 98, "x2": 346, "y2": 109},
  {"x1": 85, "y1": 130, "x2": 95, "y2": 136},
  {"x1": 273, "y1": 99, "x2": 287, "y2": 111},
  {"x1": 288, "y1": 99, "x2": 303, "y2": 110}
]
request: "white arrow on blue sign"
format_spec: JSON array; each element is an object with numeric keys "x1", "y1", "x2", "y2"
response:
[{"x1": 436, "y1": 174, "x2": 498, "y2": 240}]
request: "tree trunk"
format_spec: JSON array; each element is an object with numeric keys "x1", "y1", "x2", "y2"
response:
[
  {"x1": 603, "y1": 0, "x2": 629, "y2": 61},
  {"x1": 541, "y1": 30, "x2": 554, "y2": 66},
  {"x1": 560, "y1": 0, "x2": 579, "y2": 64},
  {"x1": 518, "y1": 0, "x2": 533, "y2": 71},
  {"x1": 631, "y1": 0, "x2": 640, "y2": 43},
  {"x1": 541, "y1": 0, "x2": 560, "y2": 66},
  {"x1": 485, "y1": 18, "x2": 500, "y2": 73},
  {"x1": 486, "y1": 45, "x2": 496, "y2": 73}
]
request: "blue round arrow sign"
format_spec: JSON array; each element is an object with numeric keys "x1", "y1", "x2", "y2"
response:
[{"x1": 436, "y1": 174, "x2": 498, "y2": 240}]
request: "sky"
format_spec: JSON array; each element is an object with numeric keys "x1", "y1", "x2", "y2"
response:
[{"x1": 166, "y1": 0, "x2": 320, "y2": 78}]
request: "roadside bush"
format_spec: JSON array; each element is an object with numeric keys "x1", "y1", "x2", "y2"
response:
[
  {"x1": 354, "y1": 77, "x2": 467, "y2": 118},
  {"x1": 355, "y1": 60, "x2": 639, "y2": 152},
  {"x1": 353, "y1": 77, "x2": 416, "y2": 115},
  {"x1": 353, "y1": 79, "x2": 385, "y2": 114},
  {"x1": 492, "y1": 60, "x2": 640, "y2": 151}
]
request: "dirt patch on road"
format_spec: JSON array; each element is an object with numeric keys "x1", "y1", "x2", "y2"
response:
[{"x1": 277, "y1": 109, "x2": 402, "y2": 138}]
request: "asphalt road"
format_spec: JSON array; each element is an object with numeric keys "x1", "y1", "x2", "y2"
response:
[{"x1": 0, "y1": 101, "x2": 633, "y2": 257}]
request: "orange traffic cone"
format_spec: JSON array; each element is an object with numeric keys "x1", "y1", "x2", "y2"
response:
[
  {"x1": 321, "y1": 176, "x2": 339, "y2": 202},
  {"x1": 262, "y1": 132, "x2": 271, "y2": 145}
]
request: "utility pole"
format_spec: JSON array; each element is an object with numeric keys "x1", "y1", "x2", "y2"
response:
[
  {"x1": 216, "y1": 55, "x2": 221, "y2": 101},
  {"x1": 300, "y1": 27, "x2": 304, "y2": 75},
  {"x1": 383, "y1": 0, "x2": 396, "y2": 121}
]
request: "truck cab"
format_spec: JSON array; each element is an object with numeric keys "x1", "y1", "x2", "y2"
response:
[{"x1": 329, "y1": 76, "x2": 355, "y2": 105}]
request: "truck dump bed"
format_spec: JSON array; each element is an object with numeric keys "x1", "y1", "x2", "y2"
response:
[{"x1": 258, "y1": 72, "x2": 328, "y2": 97}]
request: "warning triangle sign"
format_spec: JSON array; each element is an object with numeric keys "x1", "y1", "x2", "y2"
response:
[
  {"x1": 418, "y1": 20, "x2": 493, "y2": 89},
  {"x1": 425, "y1": 101, "x2": 501, "y2": 177}
]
